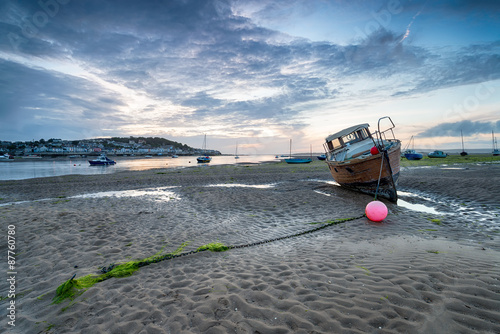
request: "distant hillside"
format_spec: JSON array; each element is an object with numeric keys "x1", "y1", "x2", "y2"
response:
[{"x1": 109, "y1": 136, "x2": 192, "y2": 150}]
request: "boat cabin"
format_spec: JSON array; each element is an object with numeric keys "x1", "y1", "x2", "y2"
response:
[{"x1": 324, "y1": 124, "x2": 375, "y2": 162}]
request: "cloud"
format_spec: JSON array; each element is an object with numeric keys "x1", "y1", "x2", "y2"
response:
[
  {"x1": 0, "y1": 59, "x2": 128, "y2": 139},
  {"x1": 393, "y1": 41, "x2": 500, "y2": 96},
  {"x1": 0, "y1": 0, "x2": 498, "y2": 146},
  {"x1": 417, "y1": 120, "x2": 500, "y2": 137}
]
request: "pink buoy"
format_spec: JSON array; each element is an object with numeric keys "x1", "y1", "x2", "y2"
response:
[
  {"x1": 365, "y1": 200, "x2": 388, "y2": 222},
  {"x1": 370, "y1": 146, "x2": 379, "y2": 155}
]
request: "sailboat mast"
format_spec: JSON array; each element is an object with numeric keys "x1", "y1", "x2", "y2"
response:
[
  {"x1": 461, "y1": 130, "x2": 465, "y2": 151},
  {"x1": 289, "y1": 139, "x2": 292, "y2": 158}
]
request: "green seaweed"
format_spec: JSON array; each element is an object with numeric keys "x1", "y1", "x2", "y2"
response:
[
  {"x1": 429, "y1": 218, "x2": 442, "y2": 225},
  {"x1": 355, "y1": 265, "x2": 371, "y2": 275},
  {"x1": 52, "y1": 242, "x2": 189, "y2": 305},
  {"x1": 52, "y1": 199, "x2": 70, "y2": 204},
  {"x1": 197, "y1": 242, "x2": 230, "y2": 252}
]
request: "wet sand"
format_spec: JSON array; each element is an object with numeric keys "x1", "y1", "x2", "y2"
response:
[{"x1": 1, "y1": 161, "x2": 499, "y2": 333}]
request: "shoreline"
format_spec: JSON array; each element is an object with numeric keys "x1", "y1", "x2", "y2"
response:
[{"x1": 0, "y1": 162, "x2": 499, "y2": 333}]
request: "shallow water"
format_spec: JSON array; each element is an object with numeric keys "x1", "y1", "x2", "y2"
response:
[
  {"x1": 0, "y1": 186, "x2": 181, "y2": 206},
  {"x1": 0, "y1": 155, "x2": 279, "y2": 180},
  {"x1": 397, "y1": 191, "x2": 441, "y2": 215},
  {"x1": 70, "y1": 186, "x2": 181, "y2": 202},
  {"x1": 206, "y1": 183, "x2": 277, "y2": 189}
]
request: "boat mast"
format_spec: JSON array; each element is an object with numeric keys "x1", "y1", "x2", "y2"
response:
[
  {"x1": 461, "y1": 130, "x2": 465, "y2": 151},
  {"x1": 202, "y1": 134, "x2": 207, "y2": 155},
  {"x1": 460, "y1": 130, "x2": 468, "y2": 156},
  {"x1": 289, "y1": 139, "x2": 292, "y2": 158}
]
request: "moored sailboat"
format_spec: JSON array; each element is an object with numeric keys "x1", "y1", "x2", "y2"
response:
[
  {"x1": 284, "y1": 140, "x2": 312, "y2": 164},
  {"x1": 492, "y1": 131, "x2": 499, "y2": 156},
  {"x1": 460, "y1": 130, "x2": 468, "y2": 156},
  {"x1": 197, "y1": 134, "x2": 212, "y2": 163},
  {"x1": 234, "y1": 142, "x2": 240, "y2": 159},
  {"x1": 403, "y1": 136, "x2": 423, "y2": 160}
]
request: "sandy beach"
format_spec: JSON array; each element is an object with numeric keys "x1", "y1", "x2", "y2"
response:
[{"x1": 1, "y1": 161, "x2": 499, "y2": 333}]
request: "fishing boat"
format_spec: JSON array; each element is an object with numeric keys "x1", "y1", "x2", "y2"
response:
[
  {"x1": 428, "y1": 150, "x2": 447, "y2": 158},
  {"x1": 492, "y1": 131, "x2": 499, "y2": 156},
  {"x1": 197, "y1": 134, "x2": 212, "y2": 163},
  {"x1": 284, "y1": 140, "x2": 312, "y2": 164},
  {"x1": 317, "y1": 154, "x2": 327, "y2": 160},
  {"x1": 460, "y1": 130, "x2": 468, "y2": 156},
  {"x1": 88, "y1": 154, "x2": 116, "y2": 166},
  {"x1": 403, "y1": 136, "x2": 423, "y2": 160},
  {"x1": 323, "y1": 117, "x2": 401, "y2": 202}
]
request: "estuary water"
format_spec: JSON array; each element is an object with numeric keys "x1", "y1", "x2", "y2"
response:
[{"x1": 0, "y1": 155, "x2": 279, "y2": 180}]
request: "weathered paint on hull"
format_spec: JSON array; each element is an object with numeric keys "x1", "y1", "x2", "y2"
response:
[{"x1": 326, "y1": 141, "x2": 401, "y2": 202}]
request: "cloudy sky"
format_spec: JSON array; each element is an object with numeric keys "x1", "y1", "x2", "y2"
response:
[{"x1": 1, "y1": 0, "x2": 499, "y2": 154}]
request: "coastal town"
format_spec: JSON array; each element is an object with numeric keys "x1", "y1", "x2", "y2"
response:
[{"x1": 0, "y1": 137, "x2": 221, "y2": 157}]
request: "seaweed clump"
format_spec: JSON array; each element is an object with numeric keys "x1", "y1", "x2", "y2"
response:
[
  {"x1": 52, "y1": 242, "x2": 189, "y2": 305},
  {"x1": 197, "y1": 242, "x2": 230, "y2": 252}
]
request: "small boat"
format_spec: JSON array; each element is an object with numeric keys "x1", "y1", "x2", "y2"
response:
[
  {"x1": 317, "y1": 154, "x2": 326, "y2": 160},
  {"x1": 89, "y1": 154, "x2": 116, "y2": 166},
  {"x1": 234, "y1": 142, "x2": 239, "y2": 159},
  {"x1": 171, "y1": 155, "x2": 179, "y2": 158},
  {"x1": 428, "y1": 150, "x2": 447, "y2": 158},
  {"x1": 285, "y1": 158, "x2": 312, "y2": 164},
  {"x1": 404, "y1": 149, "x2": 423, "y2": 160},
  {"x1": 144, "y1": 155, "x2": 153, "y2": 158},
  {"x1": 197, "y1": 156, "x2": 212, "y2": 163},
  {"x1": 324, "y1": 117, "x2": 401, "y2": 202},
  {"x1": 403, "y1": 136, "x2": 423, "y2": 160},
  {"x1": 460, "y1": 130, "x2": 468, "y2": 156},
  {"x1": 492, "y1": 131, "x2": 499, "y2": 156},
  {"x1": 285, "y1": 140, "x2": 312, "y2": 164},
  {"x1": 0, "y1": 153, "x2": 14, "y2": 162},
  {"x1": 197, "y1": 134, "x2": 212, "y2": 163}
]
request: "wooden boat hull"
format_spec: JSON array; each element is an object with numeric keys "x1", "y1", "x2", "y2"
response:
[{"x1": 325, "y1": 141, "x2": 401, "y2": 202}]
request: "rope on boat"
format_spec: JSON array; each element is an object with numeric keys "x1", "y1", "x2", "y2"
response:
[
  {"x1": 374, "y1": 150, "x2": 385, "y2": 200},
  {"x1": 101, "y1": 214, "x2": 366, "y2": 273}
]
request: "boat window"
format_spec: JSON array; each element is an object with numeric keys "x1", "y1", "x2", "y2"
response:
[
  {"x1": 327, "y1": 138, "x2": 343, "y2": 150},
  {"x1": 344, "y1": 133, "x2": 356, "y2": 143},
  {"x1": 344, "y1": 131, "x2": 364, "y2": 144},
  {"x1": 359, "y1": 129, "x2": 370, "y2": 140}
]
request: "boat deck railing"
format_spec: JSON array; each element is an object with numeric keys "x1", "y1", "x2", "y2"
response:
[{"x1": 372, "y1": 116, "x2": 397, "y2": 150}]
